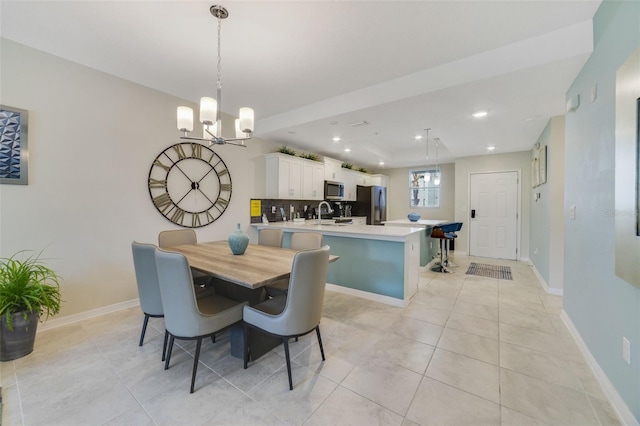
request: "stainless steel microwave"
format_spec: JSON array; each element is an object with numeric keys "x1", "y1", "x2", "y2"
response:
[{"x1": 324, "y1": 180, "x2": 345, "y2": 200}]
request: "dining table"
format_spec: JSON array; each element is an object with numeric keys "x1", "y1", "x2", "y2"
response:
[
  {"x1": 165, "y1": 240, "x2": 339, "y2": 359},
  {"x1": 167, "y1": 240, "x2": 338, "y2": 288}
]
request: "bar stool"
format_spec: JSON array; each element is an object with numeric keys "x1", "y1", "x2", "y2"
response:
[
  {"x1": 430, "y1": 223, "x2": 457, "y2": 273},
  {"x1": 442, "y1": 222, "x2": 463, "y2": 268}
]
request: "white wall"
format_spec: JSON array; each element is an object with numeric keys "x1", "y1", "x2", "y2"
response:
[
  {"x1": 386, "y1": 163, "x2": 455, "y2": 221},
  {"x1": 454, "y1": 151, "x2": 531, "y2": 259},
  {"x1": 0, "y1": 39, "x2": 277, "y2": 318}
]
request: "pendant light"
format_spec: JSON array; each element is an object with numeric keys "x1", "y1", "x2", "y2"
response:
[
  {"x1": 433, "y1": 137, "x2": 441, "y2": 186},
  {"x1": 177, "y1": 5, "x2": 254, "y2": 147}
]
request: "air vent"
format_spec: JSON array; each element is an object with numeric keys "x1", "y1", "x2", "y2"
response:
[{"x1": 348, "y1": 120, "x2": 369, "y2": 127}]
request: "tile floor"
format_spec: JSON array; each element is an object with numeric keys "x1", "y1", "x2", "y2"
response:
[{"x1": 0, "y1": 255, "x2": 623, "y2": 426}]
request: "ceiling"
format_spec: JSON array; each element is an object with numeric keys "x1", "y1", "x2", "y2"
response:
[{"x1": 1, "y1": 0, "x2": 601, "y2": 170}]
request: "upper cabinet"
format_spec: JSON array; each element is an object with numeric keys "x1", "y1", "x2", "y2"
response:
[
  {"x1": 324, "y1": 158, "x2": 342, "y2": 181},
  {"x1": 265, "y1": 153, "x2": 324, "y2": 200}
]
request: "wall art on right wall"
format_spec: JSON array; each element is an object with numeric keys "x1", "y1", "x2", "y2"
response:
[{"x1": 614, "y1": 46, "x2": 640, "y2": 288}]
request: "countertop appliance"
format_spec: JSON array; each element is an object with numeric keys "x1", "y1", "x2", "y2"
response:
[
  {"x1": 324, "y1": 180, "x2": 344, "y2": 200},
  {"x1": 354, "y1": 185, "x2": 387, "y2": 225}
]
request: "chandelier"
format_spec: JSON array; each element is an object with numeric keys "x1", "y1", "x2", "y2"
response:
[{"x1": 176, "y1": 5, "x2": 254, "y2": 147}]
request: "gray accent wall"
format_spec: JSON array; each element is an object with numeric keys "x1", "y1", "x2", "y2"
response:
[
  {"x1": 563, "y1": 0, "x2": 640, "y2": 420},
  {"x1": 529, "y1": 115, "x2": 565, "y2": 294}
]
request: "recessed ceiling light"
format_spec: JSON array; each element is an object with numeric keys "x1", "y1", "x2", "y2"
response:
[
  {"x1": 332, "y1": 137, "x2": 341, "y2": 142},
  {"x1": 344, "y1": 148, "x2": 351, "y2": 153},
  {"x1": 379, "y1": 161, "x2": 385, "y2": 166},
  {"x1": 487, "y1": 146, "x2": 496, "y2": 151},
  {"x1": 473, "y1": 111, "x2": 488, "y2": 118},
  {"x1": 415, "y1": 135, "x2": 423, "y2": 140}
]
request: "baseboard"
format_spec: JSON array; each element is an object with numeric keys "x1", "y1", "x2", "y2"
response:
[
  {"x1": 560, "y1": 310, "x2": 638, "y2": 426},
  {"x1": 528, "y1": 261, "x2": 563, "y2": 296},
  {"x1": 325, "y1": 283, "x2": 408, "y2": 307},
  {"x1": 38, "y1": 298, "x2": 140, "y2": 332}
]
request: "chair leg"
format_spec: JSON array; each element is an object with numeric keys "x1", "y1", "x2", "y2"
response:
[
  {"x1": 211, "y1": 333, "x2": 216, "y2": 343},
  {"x1": 315, "y1": 326, "x2": 325, "y2": 361},
  {"x1": 190, "y1": 337, "x2": 202, "y2": 393},
  {"x1": 283, "y1": 337, "x2": 293, "y2": 391},
  {"x1": 161, "y1": 330, "x2": 169, "y2": 362},
  {"x1": 164, "y1": 335, "x2": 175, "y2": 370},
  {"x1": 139, "y1": 314, "x2": 150, "y2": 346},
  {"x1": 243, "y1": 322, "x2": 249, "y2": 369}
]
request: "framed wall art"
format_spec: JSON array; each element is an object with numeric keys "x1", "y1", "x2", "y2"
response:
[
  {"x1": 0, "y1": 105, "x2": 29, "y2": 185},
  {"x1": 614, "y1": 46, "x2": 640, "y2": 288}
]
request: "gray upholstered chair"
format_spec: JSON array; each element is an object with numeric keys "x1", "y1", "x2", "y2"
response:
[
  {"x1": 243, "y1": 245, "x2": 330, "y2": 390},
  {"x1": 265, "y1": 232, "x2": 323, "y2": 297},
  {"x1": 155, "y1": 247, "x2": 247, "y2": 393},
  {"x1": 131, "y1": 241, "x2": 169, "y2": 361},
  {"x1": 258, "y1": 228, "x2": 283, "y2": 247},
  {"x1": 158, "y1": 229, "x2": 211, "y2": 288}
]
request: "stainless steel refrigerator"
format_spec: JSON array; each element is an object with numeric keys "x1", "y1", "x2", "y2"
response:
[{"x1": 355, "y1": 185, "x2": 387, "y2": 225}]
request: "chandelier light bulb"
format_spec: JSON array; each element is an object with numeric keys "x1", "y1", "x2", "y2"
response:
[{"x1": 177, "y1": 106, "x2": 194, "y2": 132}]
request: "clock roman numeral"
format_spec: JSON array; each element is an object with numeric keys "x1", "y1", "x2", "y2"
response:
[
  {"x1": 171, "y1": 207, "x2": 186, "y2": 225},
  {"x1": 148, "y1": 178, "x2": 167, "y2": 188},
  {"x1": 216, "y1": 168, "x2": 229, "y2": 177},
  {"x1": 153, "y1": 159, "x2": 172, "y2": 172},
  {"x1": 173, "y1": 144, "x2": 187, "y2": 160},
  {"x1": 153, "y1": 193, "x2": 173, "y2": 212},
  {"x1": 192, "y1": 213, "x2": 201, "y2": 227},
  {"x1": 220, "y1": 183, "x2": 232, "y2": 192},
  {"x1": 191, "y1": 143, "x2": 202, "y2": 159}
]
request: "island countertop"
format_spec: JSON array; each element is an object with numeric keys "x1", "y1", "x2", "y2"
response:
[
  {"x1": 382, "y1": 219, "x2": 450, "y2": 227},
  {"x1": 251, "y1": 221, "x2": 422, "y2": 242}
]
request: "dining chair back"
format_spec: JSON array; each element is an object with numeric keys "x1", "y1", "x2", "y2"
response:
[
  {"x1": 258, "y1": 228, "x2": 283, "y2": 247},
  {"x1": 158, "y1": 229, "x2": 197, "y2": 247},
  {"x1": 154, "y1": 247, "x2": 246, "y2": 393},
  {"x1": 290, "y1": 232, "x2": 323, "y2": 250},
  {"x1": 158, "y1": 229, "x2": 211, "y2": 289},
  {"x1": 131, "y1": 241, "x2": 169, "y2": 359},
  {"x1": 243, "y1": 245, "x2": 330, "y2": 390},
  {"x1": 265, "y1": 232, "x2": 323, "y2": 297}
]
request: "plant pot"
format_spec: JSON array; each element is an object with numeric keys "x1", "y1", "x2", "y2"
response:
[{"x1": 0, "y1": 311, "x2": 38, "y2": 361}]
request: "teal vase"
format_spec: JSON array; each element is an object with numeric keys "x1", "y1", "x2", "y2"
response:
[{"x1": 228, "y1": 223, "x2": 249, "y2": 255}]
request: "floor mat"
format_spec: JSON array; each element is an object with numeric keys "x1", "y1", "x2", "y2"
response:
[{"x1": 465, "y1": 262, "x2": 512, "y2": 280}]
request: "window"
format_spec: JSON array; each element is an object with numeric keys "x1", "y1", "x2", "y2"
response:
[{"x1": 410, "y1": 169, "x2": 440, "y2": 208}]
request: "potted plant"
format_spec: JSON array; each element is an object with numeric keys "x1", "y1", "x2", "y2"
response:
[{"x1": 0, "y1": 251, "x2": 62, "y2": 361}]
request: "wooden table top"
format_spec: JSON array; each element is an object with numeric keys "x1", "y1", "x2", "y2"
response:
[{"x1": 166, "y1": 240, "x2": 337, "y2": 289}]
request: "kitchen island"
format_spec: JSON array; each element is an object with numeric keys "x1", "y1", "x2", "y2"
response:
[
  {"x1": 252, "y1": 221, "x2": 422, "y2": 306},
  {"x1": 382, "y1": 219, "x2": 449, "y2": 267}
]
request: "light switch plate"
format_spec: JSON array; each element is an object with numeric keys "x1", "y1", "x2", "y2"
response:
[{"x1": 623, "y1": 337, "x2": 631, "y2": 365}]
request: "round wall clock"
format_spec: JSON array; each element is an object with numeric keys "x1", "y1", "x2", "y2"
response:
[{"x1": 148, "y1": 142, "x2": 232, "y2": 228}]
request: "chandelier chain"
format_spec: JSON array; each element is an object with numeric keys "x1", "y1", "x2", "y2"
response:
[{"x1": 217, "y1": 13, "x2": 222, "y2": 90}]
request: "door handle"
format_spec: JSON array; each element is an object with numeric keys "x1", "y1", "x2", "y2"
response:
[{"x1": 471, "y1": 209, "x2": 476, "y2": 219}]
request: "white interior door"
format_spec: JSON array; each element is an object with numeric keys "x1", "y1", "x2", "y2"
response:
[{"x1": 469, "y1": 171, "x2": 519, "y2": 260}]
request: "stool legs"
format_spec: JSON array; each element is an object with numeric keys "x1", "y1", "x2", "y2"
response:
[{"x1": 431, "y1": 238, "x2": 453, "y2": 273}]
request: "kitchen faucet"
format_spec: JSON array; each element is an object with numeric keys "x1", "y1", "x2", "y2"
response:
[{"x1": 318, "y1": 201, "x2": 334, "y2": 225}]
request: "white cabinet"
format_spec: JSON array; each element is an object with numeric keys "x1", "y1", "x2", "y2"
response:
[
  {"x1": 369, "y1": 174, "x2": 389, "y2": 187},
  {"x1": 324, "y1": 158, "x2": 342, "y2": 181},
  {"x1": 302, "y1": 161, "x2": 324, "y2": 200},
  {"x1": 266, "y1": 153, "x2": 324, "y2": 200},
  {"x1": 341, "y1": 169, "x2": 357, "y2": 201}
]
